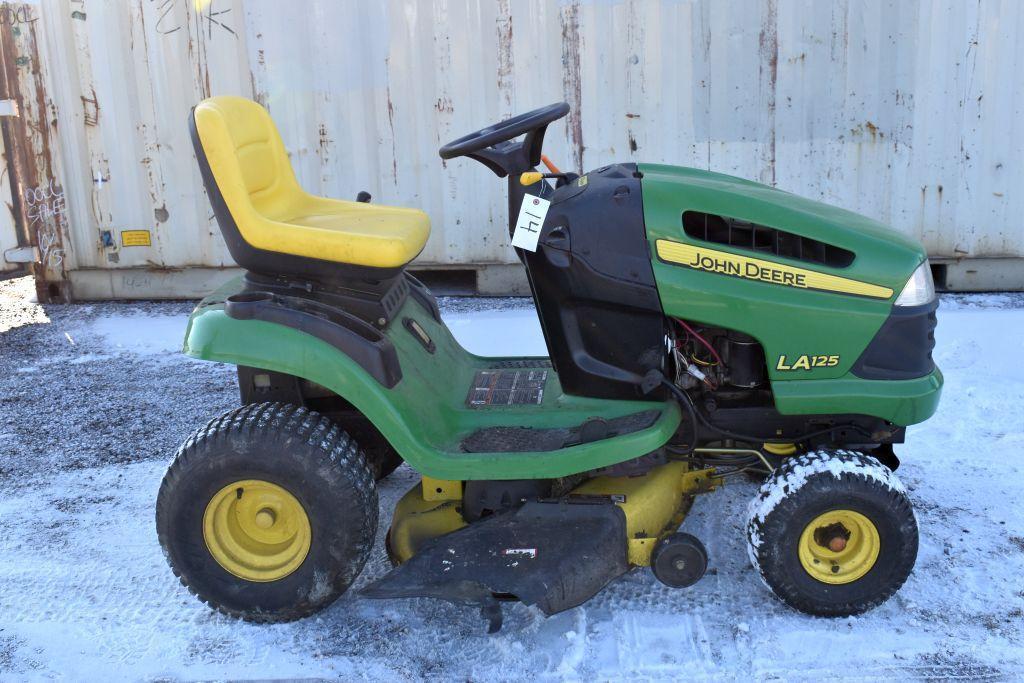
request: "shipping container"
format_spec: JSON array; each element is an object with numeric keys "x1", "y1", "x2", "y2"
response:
[{"x1": 1, "y1": 0, "x2": 1022, "y2": 299}]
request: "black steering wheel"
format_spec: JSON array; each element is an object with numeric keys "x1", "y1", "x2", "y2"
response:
[{"x1": 439, "y1": 102, "x2": 569, "y2": 177}]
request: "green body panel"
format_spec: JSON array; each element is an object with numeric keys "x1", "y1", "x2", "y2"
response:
[
  {"x1": 772, "y1": 368, "x2": 943, "y2": 427},
  {"x1": 639, "y1": 163, "x2": 940, "y2": 425},
  {"x1": 184, "y1": 277, "x2": 681, "y2": 480}
]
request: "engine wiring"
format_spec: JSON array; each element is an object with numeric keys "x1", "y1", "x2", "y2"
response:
[
  {"x1": 664, "y1": 319, "x2": 875, "y2": 472},
  {"x1": 675, "y1": 318, "x2": 723, "y2": 366},
  {"x1": 671, "y1": 318, "x2": 721, "y2": 390},
  {"x1": 689, "y1": 354, "x2": 716, "y2": 367},
  {"x1": 665, "y1": 447, "x2": 771, "y2": 478}
]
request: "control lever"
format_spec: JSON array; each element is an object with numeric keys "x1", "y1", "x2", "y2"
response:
[
  {"x1": 519, "y1": 172, "x2": 567, "y2": 186},
  {"x1": 541, "y1": 154, "x2": 579, "y2": 187}
]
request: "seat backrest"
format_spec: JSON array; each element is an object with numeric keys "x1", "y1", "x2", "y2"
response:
[{"x1": 190, "y1": 95, "x2": 302, "y2": 222}]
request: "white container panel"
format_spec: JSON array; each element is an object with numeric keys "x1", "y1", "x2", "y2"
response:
[{"x1": 3, "y1": 0, "x2": 1019, "y2": 297}]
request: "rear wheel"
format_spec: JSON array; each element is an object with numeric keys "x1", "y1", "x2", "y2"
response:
[
  {"x1": 156, "y1": 402, "x2": 378, "y2": 622},
  {"x1": 745, "y1": 450, "x2": 918, "y2": 616}
]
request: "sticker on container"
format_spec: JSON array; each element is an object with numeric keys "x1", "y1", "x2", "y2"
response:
[
  {"x1": 121, "y1": 230, "x2": 152, "y2": 247},
  {"x1": 511, "y1": 194, "x2": 550, "y2": 252}
]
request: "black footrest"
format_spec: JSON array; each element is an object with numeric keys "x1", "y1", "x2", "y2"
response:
[{"x1": 460, "y1": 409, "x2": 660, "y2": 453}]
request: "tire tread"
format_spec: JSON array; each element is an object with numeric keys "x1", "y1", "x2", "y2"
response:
[
  {"x1": 156, "y1": 402, "x2": 378, "y2": 623},
  {"x1": 745, "y1": 449, "x2": 918, "y2": 617}
]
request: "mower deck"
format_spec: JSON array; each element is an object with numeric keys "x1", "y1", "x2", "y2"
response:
[
  {"x1": 387, "y1": 461, "x2": 722, "y2": 566},
  {"x1": 369, "y1": 461, "x2": 723, "y2": 630}
]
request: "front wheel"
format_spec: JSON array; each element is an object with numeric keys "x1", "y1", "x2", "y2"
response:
[
  {"x1": 745, "y1": 450, "x2": 918, "y2": 616},
  {"x1": 156, "y1": 402, "x2": 378, "y2": 622}
]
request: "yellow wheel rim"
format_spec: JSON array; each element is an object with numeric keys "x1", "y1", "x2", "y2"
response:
[
  {"x1": 798, "y1": 509, "x2": 880, "y2": 585},
  {"x1": 203, "y1": 479, "x2": 311, "y2": 582}
]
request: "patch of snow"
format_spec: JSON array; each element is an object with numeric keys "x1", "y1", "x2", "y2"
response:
[
  {"x1": 749, "y1": 451, "x2": 907, "y2": 529},
  {"x1": 938, "y1": 292, "x2": 1024, "y2": 311},
  {"x1": 442, "y1": 307, "x2": 547, "y2": 357},
  {"x1": 555, "y1": 612, "x2": 587, "y2": 676},
  {"x1": 307, "y1": 569, "x2": 333, "y2": 603},
  {"x1": 69, "y1": 313, "x2": 185, "y2": 355}
]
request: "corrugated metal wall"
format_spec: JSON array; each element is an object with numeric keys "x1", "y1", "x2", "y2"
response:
[{"x1": 4, "y1": 0, "x2": 1023, "y2": 297}]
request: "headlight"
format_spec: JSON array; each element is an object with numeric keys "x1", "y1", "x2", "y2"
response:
[{"x1": 894, "y1": 260, "x2": 936, "y2": 306}]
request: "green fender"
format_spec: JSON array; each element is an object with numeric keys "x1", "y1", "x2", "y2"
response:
[{"x1": 183, "y1": 279, "x2": 682, "y2": 480}]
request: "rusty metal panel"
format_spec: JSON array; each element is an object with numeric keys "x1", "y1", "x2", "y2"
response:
[
  {"x1": 1, "y1": 1, "x2": 69, "y2": 296},
  {"x1": 10, "y1": 0, "x2": 1024, "y2": 298}
]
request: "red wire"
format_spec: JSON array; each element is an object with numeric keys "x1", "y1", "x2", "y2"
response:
[{"x1": 675, "y1": 318, "x2": 724, "y2": 366}]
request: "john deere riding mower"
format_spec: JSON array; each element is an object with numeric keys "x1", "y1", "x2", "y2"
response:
[{"x1": 157, "y1": 97, "x2": 941, "y2": 630}]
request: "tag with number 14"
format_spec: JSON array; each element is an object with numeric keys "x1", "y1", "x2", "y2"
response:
[{"x1": 511, "y1": 194, "x2": 550, "y2": 252}]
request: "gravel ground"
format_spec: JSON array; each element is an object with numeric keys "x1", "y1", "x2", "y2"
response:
[
  {"x1": 1, "y1": 274, "x2": 1023, "y2": 681},
  {"x1": 0, "y1": 276, "x2": 532, "y2": 484},
  {"x1": 0, "y1": 277, "x2": 234, "y2": 484}
]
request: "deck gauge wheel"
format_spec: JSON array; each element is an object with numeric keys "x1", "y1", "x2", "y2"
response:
[{"x1": 651, "y1": 532, "x2": 708, "y2": 588}]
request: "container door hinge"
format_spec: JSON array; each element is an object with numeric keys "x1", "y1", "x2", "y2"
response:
[
  {"x1": 4, "y1": 245, "x2": 37, "y2": 263},
  {"x1": 0, "y1": 99, "x2": 19, "y2": 117}
]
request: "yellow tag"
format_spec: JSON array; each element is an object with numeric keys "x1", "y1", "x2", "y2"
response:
[
  {"x1": 578, "y1": 175, "x2": 588, "y2": 187},
  {"x1": 121, "y1": 230, "x2": 152, "y2": 247}
]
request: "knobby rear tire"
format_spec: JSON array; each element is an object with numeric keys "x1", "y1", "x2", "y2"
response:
[{"x1": 156, "y1": 402, "x2": 378, "y2": 623}]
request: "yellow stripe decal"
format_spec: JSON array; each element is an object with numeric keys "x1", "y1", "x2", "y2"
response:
[{"x1": 655, "y1": 240, "x2": 893, "y2": 299}]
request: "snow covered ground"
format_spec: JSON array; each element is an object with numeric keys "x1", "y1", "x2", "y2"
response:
[{"x1": 1, "y1": 275, "x2": 1022, "y2": 681}]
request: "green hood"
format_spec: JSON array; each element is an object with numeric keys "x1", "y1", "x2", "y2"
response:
[{"x1": 639, "y1": 163, "x2": 924, "y2": 294}]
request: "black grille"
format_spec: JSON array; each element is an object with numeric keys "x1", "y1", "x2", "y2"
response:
[{"x1": 682, "y1": 211, "x2": 855, "y2": 268}]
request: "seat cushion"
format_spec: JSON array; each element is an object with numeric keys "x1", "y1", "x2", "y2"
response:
[
  {"x1": 192, "y1": 96, "x2": 430, "y2": 270},
  {"x1": 262, "y1": 196, "x2": 430, "y2": 269}
]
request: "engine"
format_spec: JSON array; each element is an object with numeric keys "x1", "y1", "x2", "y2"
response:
[{"x1": 669, "y1": 318, "x2": 771, "y2": 406}]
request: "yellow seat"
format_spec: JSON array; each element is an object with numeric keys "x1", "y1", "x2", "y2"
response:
[{"x1": 192, "y1": 96, "x2": 429, "y2": 270}]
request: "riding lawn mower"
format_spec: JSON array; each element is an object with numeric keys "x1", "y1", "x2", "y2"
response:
[{"x1": 156, "y1": 97, "x2": 941, "y2": 631}]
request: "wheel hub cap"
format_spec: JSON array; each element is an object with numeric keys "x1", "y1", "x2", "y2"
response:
[
  {"x1": 798, "y1": 510, "x2": 880, "y2": 585},
  {"x1": 203, "y1": 479, "x2": 311, "y2": 582}
]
